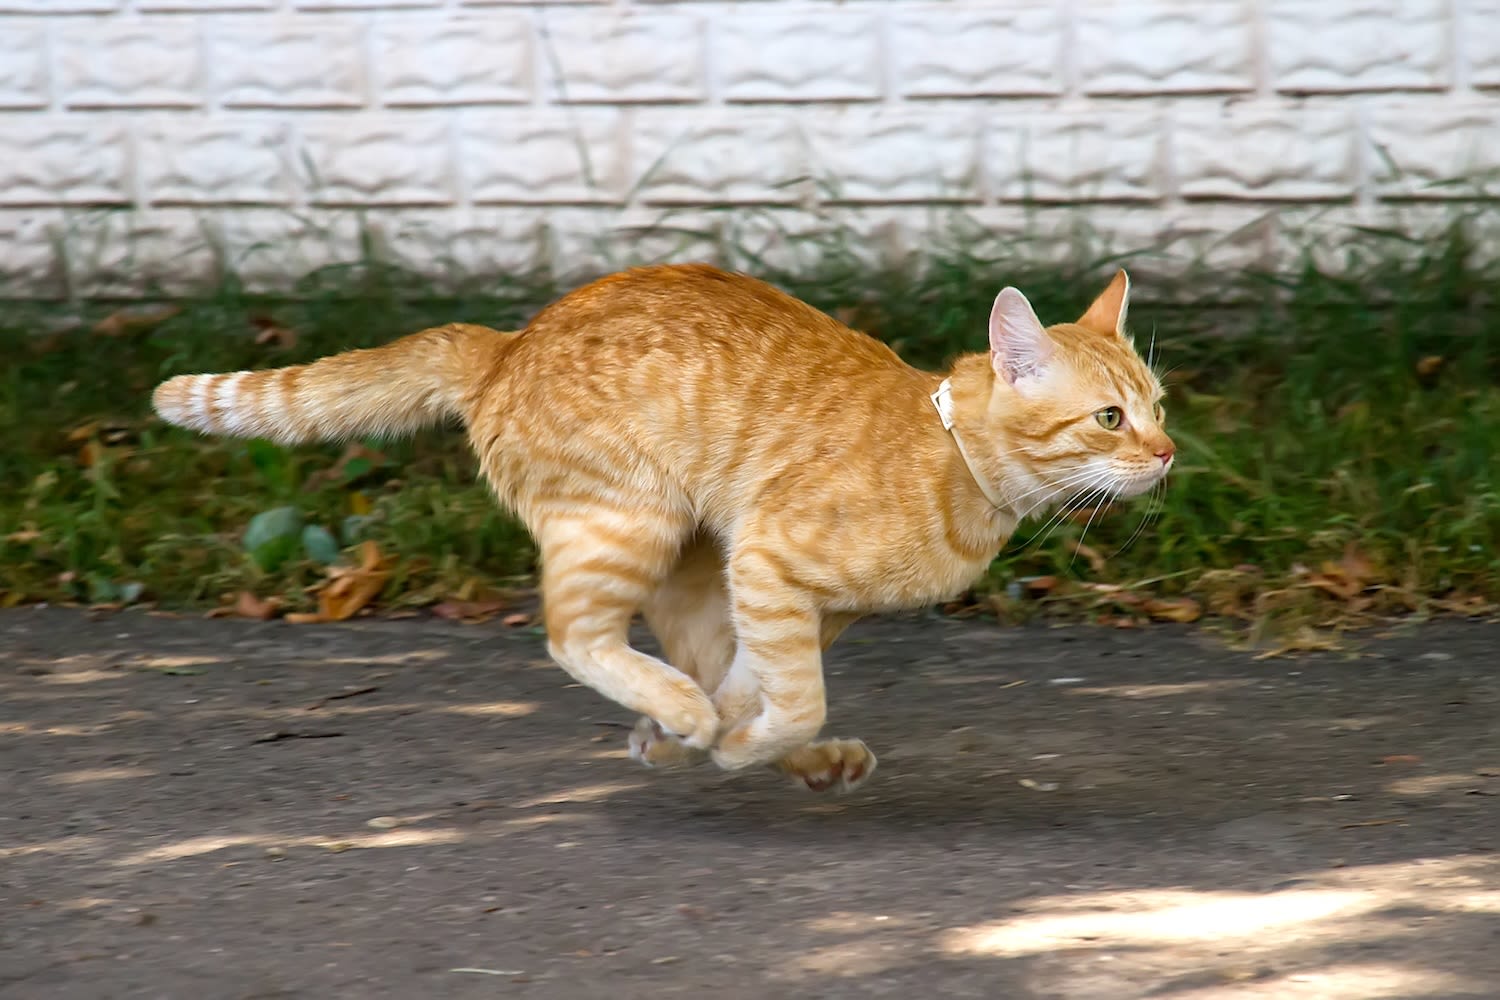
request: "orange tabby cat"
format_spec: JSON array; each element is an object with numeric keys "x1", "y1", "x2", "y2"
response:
[{"x1": 153, "y1": 264, "x2": 1172, "y2": 793}]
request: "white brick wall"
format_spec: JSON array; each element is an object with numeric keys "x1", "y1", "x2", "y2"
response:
[{"x1": 0, "y1": 0, "x2": 1496, "y2": 294}]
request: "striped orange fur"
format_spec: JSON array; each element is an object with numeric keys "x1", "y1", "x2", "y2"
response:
[{"x1": 152, "y1": 264, "x2": 1173, "y2": 794}]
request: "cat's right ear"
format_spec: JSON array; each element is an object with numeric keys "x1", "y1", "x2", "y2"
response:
[{"x1": 989, "y1": 287, "x2": 1055, "y2": 385}]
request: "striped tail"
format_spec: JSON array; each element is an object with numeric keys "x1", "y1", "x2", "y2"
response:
[{"x1": 152, "y1": 322, "x2": 513, "y2": 445}]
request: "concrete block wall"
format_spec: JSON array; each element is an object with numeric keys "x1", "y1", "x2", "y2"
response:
[{"x1": 0, "y1": 0, "x2": 1496, "y2": 294}]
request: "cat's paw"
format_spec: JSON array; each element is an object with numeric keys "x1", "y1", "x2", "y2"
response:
[
  {"x1": 660, "y1": 688, "x2": 720, "y2": 749},
  {"x1": 628, "y1": 717, "x2": 710, "y2": 769},
  {"x1": 774, "y1": 739, "x2": 878, "y2": 794}
]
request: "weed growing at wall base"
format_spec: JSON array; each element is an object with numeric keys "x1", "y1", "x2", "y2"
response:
[{"x1": 1, "y1": 224, "x2": 1497, "y2": 639}]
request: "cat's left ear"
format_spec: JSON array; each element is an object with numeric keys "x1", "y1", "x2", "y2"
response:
[
  {"x1": 990, "y1": 287, "x2": 1055, "y2": 385},
  {"x1": 1077, "y1": 269, "x2": 1131, "y2": 336}
]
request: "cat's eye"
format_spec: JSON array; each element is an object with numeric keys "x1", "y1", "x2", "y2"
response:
[
  {"x1": 1095, "y1": 406, "x2": 1124, "y2": 430},
  {"x1": 1154, "y1": 403, "x2": 1166, "y2": 424}
]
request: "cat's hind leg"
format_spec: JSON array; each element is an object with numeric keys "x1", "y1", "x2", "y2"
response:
[
  {"x1": 637, "y1": 538, "x2": 877, "y2": 793},
  {"x1": 537, "y1": 508, "x2": 718, "y2": 749},
  {"x1": 632, "y1": 534, "x2": 735, "y2": 769}
]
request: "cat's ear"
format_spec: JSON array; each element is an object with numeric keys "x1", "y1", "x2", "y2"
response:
[
  {"x1": 1077, "y1": 268, "x2": 1131, "y2": 336},
  {"x1": 989, "y1": 287, "x2": 1055, "y2": 384}
]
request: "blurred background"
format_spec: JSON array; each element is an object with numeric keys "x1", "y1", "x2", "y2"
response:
[
  {"x1": 2, "y1": 1, "x2": 1497, "y2": 639},
  {"x1": 3, "y1": 0, "x2": 1496, "y2": 292}
]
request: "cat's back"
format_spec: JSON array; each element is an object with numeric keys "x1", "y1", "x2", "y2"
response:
[{"x1": 506, "y1": 263, "x2": 903, "y2": 383}]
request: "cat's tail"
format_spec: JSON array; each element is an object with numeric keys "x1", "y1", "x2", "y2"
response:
[{"x1": 152, "y1": 322, "x2": 514, "y2": 445}]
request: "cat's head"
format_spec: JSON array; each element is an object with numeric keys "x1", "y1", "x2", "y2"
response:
[{"x1": 985, "y1": 270, "x2": 1174, "y2": 507}]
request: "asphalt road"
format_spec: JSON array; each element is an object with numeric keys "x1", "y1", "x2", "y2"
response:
[{"x1": 4, "y1": 607, "x2": 1499, "y2": 999}]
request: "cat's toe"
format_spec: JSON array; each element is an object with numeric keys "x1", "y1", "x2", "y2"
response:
[
  {"x1": 776, "y1": 738, "x2": 878, "y2": 794},
  {"x1": 628, "y1": 717, "x2": 708, "y2": 769}
]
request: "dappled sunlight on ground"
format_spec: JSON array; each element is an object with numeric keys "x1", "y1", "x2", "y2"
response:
[
  {"x1": 1166, "y1": 961, "x2": 1481, "y2": 999},
  {"x1": 1384, "y1": 772, "x2": 1487, "y2": 796},
  {"x1": 942, "y1": 887, "x2": 1374, "y2": 960},
  {"x1": 114, "y1": 827, "x2": 469, "y2": 866},
  {"x1": 514, "y1": 780, "x2": 649, "y2": 810},
  {"x1": 44, "y1": 765, "x2": 156, "y2": 785},
  {"x1": 0, "y1": 835, "x2": 105, "y2": 860},
  {"x1": 38, "y1": 668, "x2": 145, "y2": 686},
  {"x1": 311, "y1": 650, "x2": 451, "y2": 667},
  {"x1": 439, "y1": 700, "x2": 540, "y2": 718},
  {"x1": 775, "y1": 854, "x2": 1500, "y2": 993},
  {"x1": 128, "y1": 655, "x2": 224, "y2": 671},
  {"x1": 1067, "y1": 679, "x2": 1254, "y2": 699},
  {"x1": 0, "y1": 720, "x2": 116, "y2": 737}
]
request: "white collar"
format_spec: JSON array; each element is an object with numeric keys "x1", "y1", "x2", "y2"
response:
[{"x1": 931, "y1": 379, "x2": 1007, "y2": 510}]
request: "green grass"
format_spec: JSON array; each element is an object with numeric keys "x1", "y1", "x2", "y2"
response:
[{"x1": 2, "y1": 219, "x2": 1498, "y2": 632}]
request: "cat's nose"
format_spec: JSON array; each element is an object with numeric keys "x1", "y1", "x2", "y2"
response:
[{"x1": 1155, "y1": 446, "x2": 1175, "y2": 466}]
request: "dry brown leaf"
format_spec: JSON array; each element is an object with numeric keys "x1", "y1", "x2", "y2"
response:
[
  {"x1": 431, "y1": 599, "x2": 507, "y2": 623},
  {"x1": 1302, "y1": 543, "x2": 1379, "y2": 601},
  {"x1": 1071, "y1": 540, "x2": 1107, "y2": 573},
  {"x1": 1252, "y1": 626, "x2": 1343, "y2": 660},
  {"x1": 1380, "y1": 754, "x2": 1423, "y2": 766},
  {"x1": 284, "y1": 612, "x2": 326, "y2": 625},
  {"x1": 1145, "y1": 597, "x2": 1203, "y2": 623},
  {"x1": 251, "y1": 315, "x2": 298, "y2": 351},
  {"x1": 92, "y1": 304, "x2": 180, "y2": 338},
  {"x1": 5, "y1": 527, "x2": 41, "y2": 544},
  {"x1": 501, "y1": 612, "x2": 532, "y2": 627},
  {"x1": 313, "y1": 541, "x2": 392, "y2": 621},
  {"x1": 1415, "y1": 355, "x2": 1445, "y2": 378},
  {"x1": 303, "y1": 443, "x2": 388, "y2": 492},
  {"x1": 235, "y1": 591, "x2": 281, "y2": 621},
  {"x1": 1024, "y1": 575, "x2": 1059, "y2": 597}
]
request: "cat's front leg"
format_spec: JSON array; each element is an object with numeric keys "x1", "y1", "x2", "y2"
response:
[
  {"x1": 708, "y1": 547, "x2": 829, "y2": 771},
  {"x1": 774, "y1": 739, "x2": 878, "y2": 794}
]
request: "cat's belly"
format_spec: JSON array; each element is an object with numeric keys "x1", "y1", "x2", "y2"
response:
[{"x1": 818, "y1": 547, "x2": 1000, "y2": 614}]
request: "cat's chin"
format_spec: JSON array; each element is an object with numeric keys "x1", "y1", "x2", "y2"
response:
[{"x1": 1113, "y1": 472, "x2": 1169, "y2": 499}]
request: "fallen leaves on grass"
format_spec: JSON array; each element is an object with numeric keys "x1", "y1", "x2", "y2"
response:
[
  {"x1": 1251, "y1": 626, "x2": 1344, "y2": 660},
  {"x1": 303, "y1": 443, "x2": 389, "y2": 492},
  {"x1": 1024, "y1": 575, "x2": 1059, "y2": 597},
  {"x1": 1144, "y1": 596, "x2": 1203, "y2": 623},
  {"x1": 1299, "y1": 543, "x2": 1379, "y2": 601},
  {"x1": 251, "y1": 315, "x2": 298, "y2": 351},
  {"x1": 431, "y1": 599, "x2": 508, "y2": 623},
  {"x1": 91, "y1": 304, "x2": 181, "y2": 338},
  {"x1": 1071, "y1": 540, "x2": 1107, "y2": 573},
  {"x1": 310, "y1": 541, "x2": 393, "y2": 623},
  {"x1": 206, "y1": 591, "x2": 282, "y2": 621}
]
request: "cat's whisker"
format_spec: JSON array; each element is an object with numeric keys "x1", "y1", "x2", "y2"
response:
[
  {"x1": 1023, "y1": 477, "x2": 1113, "y2": 555},
  {"x1": 1113, "y1": 481, "x2": 1163, "y2": 557},
  {"x1": 1069, "y1": 479, "x2": 1121, "y2": 570},
  {"x1": 1024, "y1": 467, "x2": 1116, "y2": 515},
  {"x1": 1033, "y1": 486, "x2": 1108, "y2": 555},
  {"x1": 1011, "y1": 467, "x2": 1108, "y2": 519},
  {"x1": 1017, "y1": 479, "x2": 1100, "y2": 525}
]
